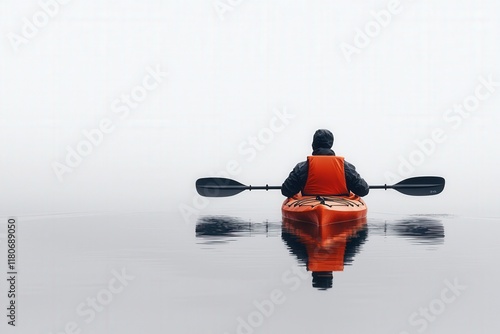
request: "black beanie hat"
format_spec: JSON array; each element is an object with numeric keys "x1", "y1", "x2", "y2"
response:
[{"x1": 312, "y1": 129, "x2": 334, "y2": 150}]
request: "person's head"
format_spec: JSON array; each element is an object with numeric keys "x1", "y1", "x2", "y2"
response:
[
  {"x1": 311, "y1": 271, "x2": 333, "y2": 290},
  {"x1": 312, "y1": 129, "x2": 334, "y2": 150}
]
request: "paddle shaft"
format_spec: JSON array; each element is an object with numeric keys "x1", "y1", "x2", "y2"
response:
[{"x1": 202, "y1": 184, "x2": 439, "y2": 191}]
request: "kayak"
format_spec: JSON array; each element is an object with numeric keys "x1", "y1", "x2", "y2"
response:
[{"x1": 281, "y1": 193, "x2": 367, "y2": 225}]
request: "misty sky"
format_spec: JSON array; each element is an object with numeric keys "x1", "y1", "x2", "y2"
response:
[{"x1": 1, "y1": 0, "x2": 499, "y2": 218}]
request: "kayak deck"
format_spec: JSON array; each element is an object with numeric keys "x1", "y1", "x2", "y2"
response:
[{"x1": 282, "y1": 193, "x2": 367, "y2": 225}]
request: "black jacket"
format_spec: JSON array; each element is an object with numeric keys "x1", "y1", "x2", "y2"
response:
[{"x1": 281, "y1": 148, "x2": 369, "y2": 197}]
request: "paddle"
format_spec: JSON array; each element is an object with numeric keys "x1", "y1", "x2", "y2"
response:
[
  {"x1": 368, "y1": 176, "x2": 445, "y2": 196},
  {"x1": 195, "y1": 178, "x2": 281, "y2": 197},
  {"x1": 196, "y1": 176, "x2": 445, "y2": 197}
]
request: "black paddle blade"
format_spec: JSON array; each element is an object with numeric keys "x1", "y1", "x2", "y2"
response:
[
  {"x1": 196, "y1": 177, "x2": 248, "y2": 197},
  {"x1": 393, "y1": 176, "x2": 445, "y2": 196}
]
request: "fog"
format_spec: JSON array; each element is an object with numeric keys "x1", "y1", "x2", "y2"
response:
[{"x1": 1, "y1": 0, "x2": 499, "y2": 218}]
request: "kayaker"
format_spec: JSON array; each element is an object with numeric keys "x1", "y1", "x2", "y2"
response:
[{"x1": 281, "y1": 129, "x2": 369, "y2": 197}]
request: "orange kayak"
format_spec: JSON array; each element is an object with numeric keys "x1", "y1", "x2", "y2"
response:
[{"x1": 281, "y1": 193, "x2": 367, "y2": 225}]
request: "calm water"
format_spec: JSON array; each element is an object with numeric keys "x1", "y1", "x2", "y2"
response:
[{"x1": 4, "y1": 208, "x2": 499, "y2": 334}]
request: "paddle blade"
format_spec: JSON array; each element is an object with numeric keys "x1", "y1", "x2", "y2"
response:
[
  {"x1": 393, "y1": 176, "x2": 445, "y2": 196},
  {"x1": 196, "y1": 177, "x2": 248, "y2": 197}
]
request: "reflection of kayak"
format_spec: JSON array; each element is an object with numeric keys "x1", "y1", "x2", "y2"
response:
[
  {"x1": 281, "y1": 193, "x2": 367, "y2": 226},
  {"x1": 282, "y1": 216, "x2": 367, "y2": 290},
  {"x1": 282, "y1": 217, "x2": 367, "y2": 271}
]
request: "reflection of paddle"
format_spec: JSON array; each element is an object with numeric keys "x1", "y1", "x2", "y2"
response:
[{"x1": 195, "y1": 176, "x2": 445, "y2": 197}]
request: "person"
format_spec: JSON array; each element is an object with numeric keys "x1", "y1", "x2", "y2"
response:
[{"x1": 281, "y1": 129, "x2": 369, "y2": 198}]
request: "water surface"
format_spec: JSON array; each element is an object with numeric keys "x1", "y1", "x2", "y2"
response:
[{"x1": 5, "y1": 210, "x2": 499, "y2": 334}]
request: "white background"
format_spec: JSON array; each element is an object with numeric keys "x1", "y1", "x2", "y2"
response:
[{"x1": 1, "y1": 0, "x2": 499, "y2": 217}]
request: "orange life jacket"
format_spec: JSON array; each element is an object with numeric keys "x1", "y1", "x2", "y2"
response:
[{"x1": 302, "y1": 156, "x2": 349, "y2": 196}]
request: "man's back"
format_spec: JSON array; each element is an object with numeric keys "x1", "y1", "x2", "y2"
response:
[{"x1": 281, "y1": 129, "x2": 369, "y2": 198}]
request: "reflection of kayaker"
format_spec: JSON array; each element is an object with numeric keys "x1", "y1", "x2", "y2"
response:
[
  {"x1": 281, "y1": 129, "x2": 370, "y2": 225},
  {"x1": 195, "y1": 216, "x2": 444, "y2": 245},
  {"x1": 282, "y1": 217, "x2": 368, "y2": 290},
  {"x1": 195, "y1": 215, "x2": 444, "y2": 290}
]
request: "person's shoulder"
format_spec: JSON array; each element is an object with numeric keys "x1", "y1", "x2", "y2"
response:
[
  {"x1": 294, "y1": 160, "x2": 307, "y2": 171},
  {"x1": 343, "y1": 159, "x2": 356, "y2": 168}
]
